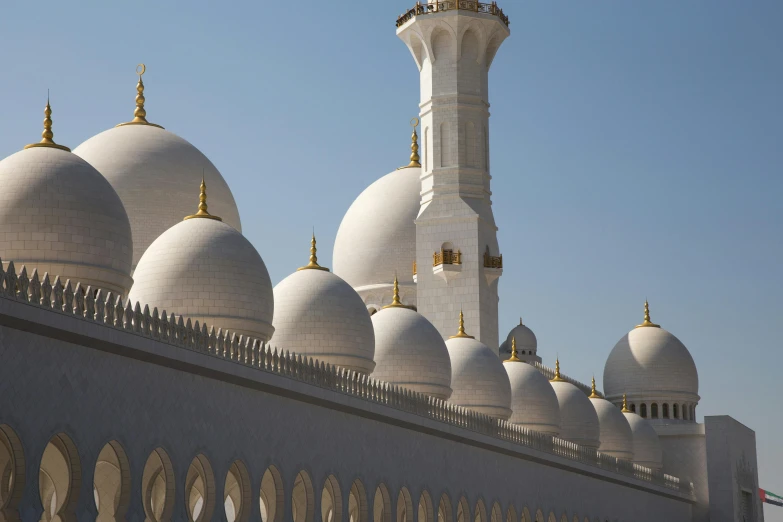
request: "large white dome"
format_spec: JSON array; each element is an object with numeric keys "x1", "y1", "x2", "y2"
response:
[
  {"x1": 503, "y1": 357, "x2": 560, "y2": 436},
  {"x1": 271, "y1": 244, "x2": 375, "y2": 375},
  {"x1": 549, "y1": 364, "x2": 600, "y2": 449},
  {"x1": 0, "y1": 145, "x2": 133, "y2": 295},
  {"x1": 73, "y1": 125, "x2": 241, "y2": 269},
  {"x1": 623, "y1": 410, "x2": 663, "y2": 470},
  {"x1": 445, "y1": 315, "x2": 512, "y2": 420},
  {"x1": 589, "y1": 394, "x2": 634, "y2": 460},
  {"x1": 371, "y1": 295, "x2": 452, "y2": 400},
  {"x1": 333, "y1": 165, "x2": 420, "y2": 308},
  {"x1": 128, "y1": 199, "x2": 273, "y2": 341},
  {"x1": 603, "y1": 303, "x2": 699, "y2": 408}
]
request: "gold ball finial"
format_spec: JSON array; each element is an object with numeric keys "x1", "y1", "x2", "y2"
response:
[
  {"x1": 382, "y1": 275, "x2": 409, "y2": 309},
  {"x1": 184, "y1": 174, "x2": 223, "y2": 221},
  {"x1": 550, "y1": 357, "x2": 565, "y2": 382},
  {"x1": 449, "y1": 308, "x2": 475, "y2": 339},
  {"x1": 400, "y1": 117, "x2": 421, "y2": 169},
  {"x1": 297, "y1": 233, "x2": 330, "y2": 272},
  {"x1": 589, "y1": 376, "x2": 600, "y2": 398},
  {"x1": 505, "y1": 336, "x2": 521, "y2": 363},
  {"x1": 116, "y1": 63, "x2": 164, "y2": 129},
  {"x1": 635, "y1": 299, "x2": 661, "y2": 328},
  {"x1": 24, "y1": 96, "x2": 71, "y2": 152},
  {"x1": 621, "y1": 393, "x2": 631, "y2": 413}
]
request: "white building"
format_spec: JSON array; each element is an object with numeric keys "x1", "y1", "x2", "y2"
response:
[{"x1": 0, "y1": 3, "x2": 763, "y2": 522}]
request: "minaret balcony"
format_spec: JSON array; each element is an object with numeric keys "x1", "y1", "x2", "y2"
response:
[
  {"x1": 483, "y1": 248, "x2": 502, "y2": 284},
  {"x1": 433, "y1": 249, "x2": 462, "y2": 283},
  {"x1": 396, "y1": 1, "x2": 510, "y2": 28}
]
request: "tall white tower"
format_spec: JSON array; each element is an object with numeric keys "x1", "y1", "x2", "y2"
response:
[{"x1": 397, "y1": 2, "x2": 510, "y2": 349}]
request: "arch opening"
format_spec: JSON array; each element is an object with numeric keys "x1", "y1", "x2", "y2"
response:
[
  {"x1": 94, "y1": 441, "x2": 131, "y2": 522},
  {"x1": 348, "y1": 480, "x2": 367, "y2": 522},
  {"x1": 259, "y1": 466, "x2": 284, "y2": 522},
  {"x1": 651, "y1": 403, "x2": 659, "y2": 419},
  {"x1": 141, "y1": 448, "x2": 174, "y2": 522},
  {"x1": 0, "y1": 425, "x2": 24, "y2": 522},
  {"x1": 437, "y1": 494, "x2": 452, "y2": 522},
  {"x1": 640, "y1": 404, "x2": 647, "y2": 418},
  {"x1": 38, "y1": 433, "x2": 81, "y2": 522},
  {"x1": 224, "y1": 461, "x2": 250, "y2": 522},
  {"x1": 456, "y1": 497, "x2": 470, "y2": 522},
  {"x1": 473, "y1": 500, "x2": 486, "y2": 522},
  {"x1": 417, "y1": 491, "x2": 433, "y2": 522},
  {"x1": 185, "y1": 455, "x2": 215, "y2": 522},
  {"x1": 291, "y1": 471, "x2": 314, "y2": 522},
  {"x1": 490, "y1": 504, "x2": 501, "y2": 522},
  {"x1": 396, "y1": 487, "x2": 413, "y2": 522},
  {"x1": 372, "y1": 484, "x2": 391, "y2": 522},
  {"x1": 321, "y1": 475, "x2": 342, "y2": 522},
  {"x1": 505, "y1": 504, "x2": 517, "y2": 522}
]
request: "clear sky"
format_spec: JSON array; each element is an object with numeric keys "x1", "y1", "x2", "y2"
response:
[{"x1": 2, "y1": 1, "x2": 781, "y2": 518}]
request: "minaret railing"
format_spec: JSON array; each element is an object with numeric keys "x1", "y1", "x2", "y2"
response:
[
  {"x1": 433, "y1": 249, "x2": 462, "y2": 267},
  {"x1": 396, "y1": 1, "x2": 510, "y2": 28}
]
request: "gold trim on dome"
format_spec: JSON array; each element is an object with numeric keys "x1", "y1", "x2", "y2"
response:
[
  {"x1": 297, "y1": 233, "x2": 330, "y2": 272},
  {"x1": 449, "y1": 309, "x2": 475, "y2": 339},
  {"x1": 382, "y1": 275, "x2": 412, "y2": 309},
  {"x1": 589, "y1": 376, "x2": 600, "y2": 398},
  {"x1": 504, "y1": 336, "x2": 520, "y2": 363},
  {"x1": 184, "y1": 176, "x2": 222, "y2": 221},
  {"x1": 635, "y1": 299, "x2": 661, "y2": 328},
  {"x1": 24, "y1": 97, "x2": 71, "y2": 152},
  {"x1": 550, "y1": 358, "x2": 565, "y2": 382},
  {"x1": 621, "y1": 393, "x2": 631, "y2": 413},
  {"x1": 399, "y1": 117, "x2": 421, "y2": 169},
  {"x1": 116, "y1": 64, "x2": 164, "y2": 129}
]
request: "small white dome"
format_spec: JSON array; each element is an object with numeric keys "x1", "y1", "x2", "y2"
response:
[
  {"x1": 623, "y1": 411, "x2": 663, "y2": 470},
  {"x1": 503, "y1": 360, "x2": 560, "y2": 435},
  {"x1": 500, "y1": 319, "x2": 541, "y2": 363},
  {"x1": 73, "y1": 125, "x2": 241, "y2": 269},
  {"x1": 271, "y1": 252, "x2": 375, "y2": 375},
  {"x1": 589, "y1": 397, "x2": 634, "y2": 460},
  {"x1": 0, "y1": 147, "x2": 133, "y2": 295},
  {"x1": 550, "y1": 380, "x2": 601, "y2": 449},
  {"x1": 128, "y1": 215, "x2": 273, "y2": 341},
  {"x1": 603, "y1": 303, "x2": 699, "y2": 407},
  {"x1": 371, "y1": 303, "x2": 452, "y2": 400},
  {"x1": 446, "y1": 323, "x2": 512, "y2": 420},
  {"x1": 333, "y1": 165, "x2": 420, "y2": 307}
]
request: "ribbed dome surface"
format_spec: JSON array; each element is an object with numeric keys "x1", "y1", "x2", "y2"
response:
[
  {"x1": 74, "y1": 125, "x2": 241, "y2": 269},
  {"x1": 271, "y1": 269, "x2": 375, "y2": 374},
  {"x1": 128, "y1": 217, "x2": 273, "y2": 341},
  {"x1": 590, "y1": 397, "x2": 634, "y2": 460},
  {"x1": 503, "y1": 360, "x2": 560, "y2": 435},
  {"x1": 446, "y1": 336, "x2": 512, "y2": 420},
  {"x1": 550, "y1": 381, "x2": 601, "y2": 449},
  {"x1": 623, "y1": 411, "x2": 663, "y2": 470},
  {"x1": 0, "y1": 147, "x2": 133, "y2": 295},
  {"x1": 371, "y1": 306, "x2": 452, "y2": 399}
]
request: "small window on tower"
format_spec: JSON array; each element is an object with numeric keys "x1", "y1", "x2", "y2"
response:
[{"x1": 640, "y1": 404, "x2": 647, "y2": 418}]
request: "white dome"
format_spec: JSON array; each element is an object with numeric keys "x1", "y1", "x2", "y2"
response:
[
  {"x1": 271, "y1": 262, "x2": 375, "y2": 375},
  {"x1": 500, "y1": 320, "x2": 541, "y2": 363},
  {"x1": 503, "y1": 360, "x2": 560, "y2": 435},
  {"x1": 0, "y1": 147, "x2": 133, "y2": 295},
  {"x1": 589, "y1": 397, "x2": 634, "y2": 460},
  {"x1": 128, "y1": 216, "x2": 273, "y2": 341},
  {"x1": 73, "y1": 125, "x2": 241, "y2": 269},
  {"x1": 371, "y1": 305, "x2": 452, "y2": 400},
  {"x1": 550, "y1": 380, "x2": 601, "y2": 449},
  {"x1": 603, "y1": 308, "x2": 699, "y2": 406},
  {"x1": 333, "y1": 165, "x2": 420, "y2": 306},
  {"x1": 623, "y1": 411, "x2": 663, "y2": 470},
  {"x1": 446, "y1": 335, "x2": 512, "y2": 420}
]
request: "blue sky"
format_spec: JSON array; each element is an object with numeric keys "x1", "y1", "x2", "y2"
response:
[{"x1": 1, "y1": 1, "x2": 781, "y2": 518}]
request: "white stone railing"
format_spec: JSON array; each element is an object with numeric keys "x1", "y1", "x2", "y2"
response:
[
  {"x1": 0, "y1": 259, "x2": 692, "y2": 498},
  {"x1": 533, "y1": 362, "x2": 600, "y2": 398}
]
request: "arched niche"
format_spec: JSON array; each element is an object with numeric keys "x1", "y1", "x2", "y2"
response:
[
  {"x1": 505, "y1": 504, "x2": 517, "y2": 522},
  {"x1": 93, "y1": 441, "x2": 131, "y2": 522},
  {"x1": 321, "y1": 475, "x2": 342, "y2": 522},
  {"x1": 38, "y1": 433, "x2": 81, "y2": 522},
  {"x1": 521, "y1": 508, "x2": 532, "y2": 522},
  {"x1": 534, "y1": 511, "x2": 544, "y2": 522},
  {"x1": 224, "y1": 461, "x2": 251, "y2": 522},
  {"x1": 141, "y1": 448, "x2": 174, "y2": 522},
  {"x1": 291, "y1": 471, "x2": 314, "y2": 522},
  {"x1": 396, "y1": 487, "x2": 413, "y2": 522},
  {"x1": 456, "y1": 497, "x2": 470, "y2": 522},
  {"x1": 437, "y1": 494, "x2": 452, "y2": 522},
  {"x1": 490, "y1": 503, "x2": 501, "y2": 522},
  {"x1": 473, "y1": 499, "x2": 487, "y2": 522},
  {"x1": 0, "y1": 425, "x2": 25, "y2": 522},
  {"x1": 185, "y1": 455, "x2": 215, "y2": 522},
  {"x1": 259, "y1": 465, "x2": 284, "y2": 522},
  {"x1": 348, "y1": 480, "x2": 367, "y2": 522},
  {"x1": 417, "y1": 491, "x2": 433, "y2": 522},
  {"x1": 372, "y1": 484, "x2": 391, "y2": 522}
]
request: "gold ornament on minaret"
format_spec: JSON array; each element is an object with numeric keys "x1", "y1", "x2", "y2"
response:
[
  {"x1": 116, "y1": 64, "x2": 164, "y2": 129},
  {"x1": 589, "y1": 376, "x2": 600, "y2": 398},
  {"x1": 449, "y1": 309, "x2": 475, "y2": 339},
  {"x1": 24, "y1": 95, "x2": 70, "y2": 152},
  {"x1": 383, "y1": 275, "x2": 410, "y2": 309},
  {"x1": 635, "y1": 299, "x2": 661, "y2": 329},
  {"x1": 550, "y1": 357, "x2": 565, "y2": 382},
  {"x1": 505, "y1": 337, "x2": 520, "y2": 362},
  {"x1": 298, "y1": 233, "x2": 330, "y2": 272},
  {"x1": 184, "y1": 175, "x2": 222, "y2": 221},
  {"x1": 400, "y1": 117, "x2": 421, "y2": 169}
]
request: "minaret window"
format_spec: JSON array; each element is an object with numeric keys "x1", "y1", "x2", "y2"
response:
[
  {"x1": 651, "y1": 403, "x2": 659, "y2": 419},
  {"x1": 640, "y1": 404, "x2": 647, "y2": 418},
  {"x1": 673, "y1": 404, "x2": 679, "y2": 419},
  {"x1": 663, "y1": 404, "x2": 670, "y2": 419}
]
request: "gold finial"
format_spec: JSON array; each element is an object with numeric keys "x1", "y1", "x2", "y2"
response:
[
  {"x1": 184, "y1": 175, "x2": 222, "y2": 221},
  {"x1": 382, "y1": 275, "x2": 408, "y2": 309},
  {"x1": 116, "y1": 64, "x2": 164, "y2": 129},
  {"x1": 621, "y1": 393, "x2": 631, "y2": 413},
  {"x1": 550, "y1": 357, "x2": 565, "y2": 382},
  {"x1": 505, "y1": 336, "x2": 521, "y2": 362},
  {"x1": 24, "y1": 95, "x2": 71, "y2": 152},
  {"x1": 635, "y1": 299, "x2": 661, "y2": 328},
  {"x1": 401, "y1": 117, "x2": 421, "y2": 169},
  {"x1": 589, "y1": 376, "x2": 600, "y2": 398},
  {"x1": 449, "y1": 309, "x2": 475, "y2": 339},
  {"x1": 297, "y1": 233, "x2": 330, "y2": 272},
  {"x1": 519, "y1": 317, "x2": 523, "y2": 325}
]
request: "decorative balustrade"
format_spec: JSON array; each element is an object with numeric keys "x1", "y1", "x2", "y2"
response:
[
  {"x1": 433, "y1": 249, "x2": 462, "y2": 267},
  {"x1": 396, "y1": 1, "x2": 510, "y2": 28},
  {"x1": 483, "y1": 247, "x2": 503, "y2": 269},
  {"x1": 413, "y1": 261, "x2": 417, "y2": 276},
  {"x1": 533, "y1": 361, "x2": 598, "y2": 398},
  {"x1": 0, "y1": 258, "x2": 693, "y2": 498}
]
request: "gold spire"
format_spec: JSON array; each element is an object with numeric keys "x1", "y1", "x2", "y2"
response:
[
  {"x1": 382, "y1": 275, "x2": 408, "y2": 309},
  {"x1": 589, "y1": 376, "x2": 600, "y2": 398},
  {"x1": 621, "y1": 393, "x2": 631, "y2": 413},
  {"x1": 297, "y1": 233, "x2": 330, "y2": 272},
  {"x1": 635, "y1": 299, "x2": 661, "y2": 328},
  {"x1": 24, "y1": 96, "x2": 70, "y2": 152},
  {"x1": 505, "y1": 336, "x2": 521, "y2": 362},
  {"x1": 116, "y1": 64, "x2": 164, "y2": 129},
  {"x1": 400, "y1": 117, "x2": 421, "y2": 169},
  {"x1": 184, "y1": 175, "x2": 222, "y2": 221},
  {"x1": 449, "y1": 309, "x2": 475, "y2": 339},
  {"x1": 550, "y1": 357, "x2": 565, "y2": 382}
]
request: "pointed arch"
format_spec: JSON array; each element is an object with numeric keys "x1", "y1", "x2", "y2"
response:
[
  {"x1": 224, "y1": 461, "x2": 251, "y2": 522},
  {"x1": 396, "y1": 487, "x2": 413, "y2": 522},
  {"x1": 534, "y1": 510, "x2": 544, "y2": 522},
  {"x1": 505, "y1": 504, "x2": 517, "y2": 522},
  {"x1": 430, "y1": 26, "x2": 456, "y2": 64},
  {"x1": 292, "y1": 471, "x2": 315, "y2": 522},
  {"x1": 142, "y1": 448, "x2": 174, "y2": 522},
  {"x1": 348, "y1": 480, "x2": 368, "y2": 522},
  {"x1": 38, "y1": 433, "x2": 81, "y2": 522},
  {"x1": 185, "y1": 455, "x2": 215, "y2": 522},
  {"x1": 321, "y1": 475, "x2": 343, "y2": 522},
  {"x1": 259, "y1": 465, "x2": 284, "y2": 522},
  {"x1": 456, "y1": 497, "x2": 470, "y2": 522},
  {"x1": 522, "y1": 507, "x2": 532, "y2": 522},
  {"x1": 417, "y1": 490, "x2": 433, "y2": 522},
  {"x1": 490, "y1": 503, "x2": 502, "y2": 522},
  {"x1": 373, "y1": 484, "x2": 392, "y2": 522},
  {"x1": 437, "y1": 494, "x2": 452, "y2": 522},
  {"x1": 0, "y1": 424, "x2": 25, "y2": 522},
  {"x1": 473, "y1": 499, "x2": 487, "y2": 522},
  {"x1": 94, "y1": 441, "x2": 131, "y2": 522}
]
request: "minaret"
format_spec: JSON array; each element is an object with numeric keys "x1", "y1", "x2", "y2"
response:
[{"x1": 397, "y1": 3, "x2": 510, "y2": 348}]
